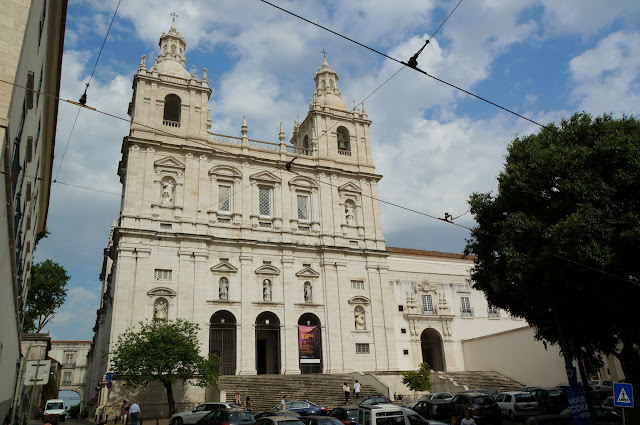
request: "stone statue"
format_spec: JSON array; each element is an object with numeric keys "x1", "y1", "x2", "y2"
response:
[
  {"x1": 354, "y1": 309, "x2": 365, "y2": 330},
  {"x1": 219, "y1": 278, "x2": 229, "y2": 300},
  {"x1": 345, "y1": 202, "x2": 355, "y2": 225},
  {"x1": 162, "y1": 181, "x2": 175, "y2": 204},
  {"x1": 304, "y1": 282, "x2": 312, "y2": 303},
  {"x1": 154, "y1": 299, "x2": 168, "y2": 320},
  {"x1": 263, "y1": 279, "x2": 272, "y2": 301}
]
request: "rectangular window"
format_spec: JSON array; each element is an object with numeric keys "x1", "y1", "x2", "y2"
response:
[
  {"x1": 26, "y1": 137, "x2": 33, "y2": 163},
  {"x1": 26, "y1": 72, "x2": 34, "y2": 110},
  {"x1": 65, "y1": 353, "x2": 74, "y2": 366},
  {"x1": 26, "y1": 215, "x2": 31, "y2": 231},
  {"x1": 297, "y1": 194, "x2": 309, "y2": 221},
  {"x1": 488, "y1": 304, "x2": 499, "y2": 318},
  {"x1": 37, "y1": 68, "x2": 43, "y2": 107},
  {"x1": 351, "y1": 280, "x2": 364, "y2": 290},
  {"x1": 403, "y1": 349, "x2": 409, "y2": 355},
  {"x1": 259, "y1": 187, "x2": 271, "y2": 216},
  {"x1": 355, "y1": 343, "x2": 370, "y2": 354},
  {"x1": 461, "y1": 296, "x2": 473, "y2": 316},
  {"x1": 26, "y1": 183, "x2": 32, "y2": 201},
  {"x1": 35, "y1": 120, "x2": 41, "y2": 150},
  {"x1": 422, "y1": 295, "x2": 434, "y2": 313},
  {"x1": 401, "y1": 328, "x2": 407, "y2": 334},
  {"x1": 160, "y1": 223, "x2": 172, "y2": 229},
  {"x1": 154, "y1": 269, "x2": 172, "y2": 281},
  {"x1": 62, "y1": 372, "x2": 71, "y2": 385},
  {"x1": 38, "y1": 0, "x2": 46, "y2": 45},
  {"x1": 398, "y1": 305, "x2": 404, "y2": 312},
  {"x1": 218, "y1": 185, "x2": 230, "y2": 212}
]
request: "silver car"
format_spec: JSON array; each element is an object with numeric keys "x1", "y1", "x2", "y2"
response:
[{"x1": 171, "y1": 403, "x2": 238, "y2": 425}]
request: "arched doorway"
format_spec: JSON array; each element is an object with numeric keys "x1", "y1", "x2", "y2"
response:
[
  {"x1": 298, "y1": 313, "x2": 322, "y2": 374},
  {"x1": 255, "y1": 311, "x2": 281, "y2": 374},
  {"x1": 210, "y1": 310, "x2": 237, "y2": 375},
  {"x1": 420, "y1": 328, "x2": 446, "y2": 371}
]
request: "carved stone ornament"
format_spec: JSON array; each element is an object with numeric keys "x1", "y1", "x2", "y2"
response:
[
  {"x1": 415, "y1": 280, "x2": 438, "y2": 293},
  {"x1": 147, "y1": 287, "x2": 177, "y2": 298}
]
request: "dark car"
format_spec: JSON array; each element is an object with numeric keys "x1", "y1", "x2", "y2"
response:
[
  {"x1": 196, "y1": 408, "x2": 255, "y2": 425},
  {"x1": 450, "y1": 392, "x2": 501, "y2": 425},
  {"x1": 327, "y1": 405, "x2": 360, "y2": 425},
  {"x1": 358, "y1": 397, "x2": 392, "y2": 406},
  {"x1": 412, "y1": 400, "x2": 456, "y2": 422},
  {"x1": 273, "y1": 401, "x2": 328, "y2": 416},
  {"x1": 529, "y1": 388, "x2": 568, "y2": 414},
  {"x1": 255, "y1": 412, "x2": 302, "y2": 420},
  {"x1": 255, "y1": 417, "x2": 306, "y2": 425},
  {"x1": 299, "y1": 415, "x2": 345, "y2": 425}
]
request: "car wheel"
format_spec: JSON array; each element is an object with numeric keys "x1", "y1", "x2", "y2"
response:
[
  {"x1": 509, "y1": 411, "x2": 515, "y2": 422},
  {"x1": 173, "y1": 418, "x2": 183, "y2": 425}
]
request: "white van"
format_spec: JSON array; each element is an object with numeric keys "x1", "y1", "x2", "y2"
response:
[
  {"x1": 358, "y1": 403, "x2": 446, "y2": 425},
  {"x1": 44, "y1": 399, "x2": 66, "y2": 422}
]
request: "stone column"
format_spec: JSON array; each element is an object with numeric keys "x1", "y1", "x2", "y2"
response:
[
  {"x1": 193, "y1": 251, "x2": 210, "y2": 352},
  {"x1": 238, "y1": 253, "x2": 256, "y2": 375},
  {"x1": 320, "y1": 260, "x2": 343, "y2": 372},
  {"x1": 178, "y1": 250, "x2": 195, "y2": 321},
  {"x1": 281, "y1": 256, "x2": 299, "y2": 374}
]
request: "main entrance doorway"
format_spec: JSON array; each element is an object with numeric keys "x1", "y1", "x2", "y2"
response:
[
  {"x1": 210, "y1": 310, "x2": 237, "y2": 375},
  {"x1": 255, "y1": 311, "x2": 280, "y2": 374},
  {"x1": 298, "y1": 313, "x2": 322, "y2": 374},
  {"x1": 421, "y1": 328, "x2": 445, "y2": 371}
]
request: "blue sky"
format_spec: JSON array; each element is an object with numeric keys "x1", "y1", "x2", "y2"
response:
[{"x1": 34, "y1": 0, "x2": 640, "y2": 340}]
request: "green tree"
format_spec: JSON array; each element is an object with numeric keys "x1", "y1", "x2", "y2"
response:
[
  {"x1": 402, "y1": 362, "x2": 433, "y2": 392},
  {"x1": 465, "y1": 113, "x2": 640, "y2": 418},
  {"x1": 108, "y1": 318, "x2": 220, "y2": 416},
  {"x1": 23, "y1": 259, "x2": 69, "y2": 332}
]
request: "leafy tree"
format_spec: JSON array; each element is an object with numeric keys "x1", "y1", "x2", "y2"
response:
[
  {"x1": 402, "y1": 362, "x2": 433, "y2": 392},
  {"x1": 23, "y1": 259, "x2": 69, "y2": 332},
  {"x1": 465, "y1": 113, "x2": 640, "y2": 418},
  {"x1": 108, "y1": 318, "x2": 220, "y2": 416}
]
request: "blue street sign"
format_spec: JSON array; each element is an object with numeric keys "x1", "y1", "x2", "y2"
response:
[
  {"x1": 564, "y1": 366, "x2": 593, "y2": 425},
  {"x1": 613, "y1": 383, "x2": 634, "y2": 408},
  {"x1": 105, "y1": 372, "x2": 114, "y2": 381}
]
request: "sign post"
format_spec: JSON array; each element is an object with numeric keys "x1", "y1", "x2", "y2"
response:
[{"x1": 613, "y1": 383, "x2": 633, "y2": 425}]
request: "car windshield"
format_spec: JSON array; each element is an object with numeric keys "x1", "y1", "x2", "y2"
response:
[
  {"x1": 46, "y1": 403, "x2": 64, "y2": 410},
  {"x1": 472, "y1": 396, "x2": 494, "y2": 406},
  {"x1": 346, "y1": 409, "x2": 359, "y2": 420},
  {"x1": 548, "y1": 390, "x2": 563, "y2": 397},
  {"x1": 515, "y1": 394, "x2": 536, "y2": 402},
  {"x1": 229, "y1": 413, "x2": 254, "y2": 422}
]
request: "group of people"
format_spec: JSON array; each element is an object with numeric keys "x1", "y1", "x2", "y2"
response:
[
  {"x1": 342, "y1": 380, "x2": 361, "y2": 403},
  {"x1": 120, "y1": 400, "x2": 141, "y2": 425},
  {"x1": 233, "y1": 392, "x2": 253, "y2": 412}
]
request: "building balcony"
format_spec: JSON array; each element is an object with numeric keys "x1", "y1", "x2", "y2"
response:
[
  {"x1": 488, "y1": 309, "x2": 500, "y2": 318},
  {"x1": 422, "y1": 307, "x2": 438, "y2": 315},
  {"x1": 163, "y1": 119, "x2": 180, "y2": 127}
]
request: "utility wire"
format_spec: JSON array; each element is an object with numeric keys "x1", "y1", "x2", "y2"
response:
[
  {"x1": 258, "y1": 0, "x2": 551, "y2": 131},
  {"x1": 409, "y1": 0, "x2": 463, "y2": 68}
]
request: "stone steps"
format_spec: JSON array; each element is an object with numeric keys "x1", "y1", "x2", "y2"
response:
[
  {"x1": 218, "y1": 374, "x2": 384, "y2": 413},
  {"x1": 438, "y1": 371, "x2": 523, "y2": 392}
]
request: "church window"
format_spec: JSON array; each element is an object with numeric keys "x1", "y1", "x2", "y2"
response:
[
  {"x1": 337, "y1": 126, "x2": 350, "y2": 152},
  {"x1": 297, "y1": 194, "x2": 309, "y2": 221},
  {"x1": 461, "y1": 296, "x2": 473, "y2": 317},
  {"x1": 422, "y1": 295, "x2": 434, "y2": 314},
  {"x1": 259, "y1": 187, "x2": 271, "y2": 217},
  {"x1": 302, "y1": 135, "x2": 310, "y2": 150},
  {"x1": 218, "y1": 185, "x2": 231, "y2": 212},
  {"x1": 355, "y1": 343, "x2": 370, "y2": 354},
  {"x1": 154, "y1": 269, "x2": 172, "y2": 281},
  {"x1": 354, "y1": 305, "x2": 366, "y2": 330},
  {"x1": 163, "y1": 94, "x2": 181, "y2": 126},
  {"x1": 351, "y1": 280, "x2": 364, "y2": 290}
]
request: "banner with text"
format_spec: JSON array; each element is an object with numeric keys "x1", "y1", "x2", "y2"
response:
[{"x1": 299, "y1": 325, "x2": 321, "y2": 364}]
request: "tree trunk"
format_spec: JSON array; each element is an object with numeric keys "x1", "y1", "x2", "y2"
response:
[{"x1": 162, "y1": 380, "x2": 176, "y2": 416}]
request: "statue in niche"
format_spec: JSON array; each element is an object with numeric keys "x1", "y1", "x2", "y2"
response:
[
  {"x1": 304, "y1": 281, "x2": 312, "y2": 303},
  {"x1": 162, "y1": 180, "x2": 175, "y2": 205},
  {"x1": 263, "y1": 279, "x2": 272, "y2": 301},
  {"x1": 154, "y1": 298, "x2": 168, "y2": 320},
  {"x1": 354, "y1": 307, "x2": 365, "y2": 330},
  {"x1": 345, "y1": 202, "x2": 355, "y2": 225},
  {"x1": 219, "y1": 277, "x2": 229, "y2": 300}
]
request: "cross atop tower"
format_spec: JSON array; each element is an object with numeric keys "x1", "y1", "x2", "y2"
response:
[
  {"x1": 170, "y1": 12, "x2": 178, "y2": 22},
  {"x1": 321, "y1": 48, "x2": 327, "y2": 59}
]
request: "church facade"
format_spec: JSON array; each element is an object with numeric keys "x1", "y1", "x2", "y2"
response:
[{"x1": 84, "y1": 22, "x2": 528, "y2": 416}]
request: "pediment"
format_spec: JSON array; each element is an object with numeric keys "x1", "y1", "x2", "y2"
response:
[
  {"x1": 210, "y1": 260, "x2": 238, "y2": 274},
  {"x1": 209, "y1": 165, "x2": 242, "y2": 179},
  {"x1": 255, "y1": 264, "x2": 281, "y2": 276},
  {"x1": 295, "y1": 267, "x2": 320, "y2": 278},
  {"x1": 348, "y1": 296, "x2": 370, "y2": 305},
  {"x1": 147, "y1": 287, "x2": 177, "y2": 298},
  {"x1": 154, "y1": 156, "x2": 185, "y2": 170},
  {"x1": 289, "y1": 176, "x2": 318, "y2": 189},
  {"x1": 338, "y1": 182, "x2": 361, "y2": 193},
  {"x1": 250, "y1": 170, "x2": 282, "y2": 184}
]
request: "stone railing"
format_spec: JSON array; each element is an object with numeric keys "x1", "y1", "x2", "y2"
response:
[
  {"x1": 163, "y1": 119, "x2": 180, "y2": 127},
  {"x1": 338, "y1": 149, "x2": 352, "y2": 156}
]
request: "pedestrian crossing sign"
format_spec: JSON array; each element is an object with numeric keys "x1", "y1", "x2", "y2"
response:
[{"x1": 613, "y1": 382, "x2": 633, "y2": 407}]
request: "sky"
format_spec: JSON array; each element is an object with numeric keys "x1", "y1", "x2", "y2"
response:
[{"x1": 34, "y1": 0, "x2": 640, "y2": 341}]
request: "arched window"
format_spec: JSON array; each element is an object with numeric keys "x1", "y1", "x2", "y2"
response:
[
  {"x1": 219, "y1": 277, "x2": 229, "y2": 300},
  {"x1": 337, "y1": 126, "x2": 350, "y2": 151},
  {"x1": 354, "y1": 305, "x2": 366, "y2": 330},
  {"x1": 303, "y1": 135, "x2": 310, "y2": 150},
  {"x1": 163, "y1": 94, "x2": 181, "y2": 126}
]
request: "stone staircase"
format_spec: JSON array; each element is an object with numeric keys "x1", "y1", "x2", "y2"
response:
[
  {"x1": 437, "y1": 371, "x2": 523, "y2": 392},
  {"x1": 218, "y1": 374, "x2": 385, "y2": 413}
]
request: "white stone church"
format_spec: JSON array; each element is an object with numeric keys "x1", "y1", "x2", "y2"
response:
[{"x1": 85, "y1": 21, "x2": 570, "y2": 417}]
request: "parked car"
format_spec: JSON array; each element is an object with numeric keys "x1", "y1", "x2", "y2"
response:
[
  {"x1": 327, "y1": 405, "x2": 359, "y2": 425},
  {"x1": 495, "y1": 392, "x2": 541, "y2": 421},
  {"x1": 255, "y1": 412, "x2": 302, "y2": 420},
  {"x1": 450, "y1": 392, "x2": 501, "y2": 424},
  {"x1": 358, "y1": 396, "x2": 392, "y2": 406},
  {"x1": 425, "y1": 393, "x2": 454, "y2": 401},
  {"x1": 528, "y1": 388, "x2": 568, "y2": 414},
  {"x1": 172, "y1": 403, "x2": 240, "y2": 425},
  {"x1": 299, "y1": 415, "x2": 345, "y2": 425},
  {"x1": 358, "y1": 403, "x2": 446, "y2": 425},
  {"x1": 272, "y1": 401, "x2": 328, "y2": 416},
  {"x1": 44, "y1": 399, "x2": 66, "y2": 422},
  {"x1": 522, "y1": 387, "x2": 540, "y2": 393},
  {"x1": 254, "y1": 416, "x2": 306, "y2": 425},
  {"x1": 588, "y1": 381, "x2": 613, "y2": 391},
  {"x1": 195, "y1": 408, "x2": 255, "y2": 425},
  {"x1": 411, "y1": 400, "x2": 456, "y2": 422},
  {"x1": 481, "y1": 390, "x2": 501, "y2": 400}
]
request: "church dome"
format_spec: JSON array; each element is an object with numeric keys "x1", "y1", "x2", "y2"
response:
[
  {"x1": 314, "y1": 56, "x2": 348, "y2": 112},
  {"x1": 154, "y1": 18, "x2": 192, "y2": 79}
]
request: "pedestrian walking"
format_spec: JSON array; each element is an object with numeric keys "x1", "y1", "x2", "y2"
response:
[
  {"x1": 343, "y1": 382, "x2": 351, "y2": 403},
  {"x1": 37, "y1": 405, "x2": 44, "y2": 421},
  {"x1": 128, "y1": 400, "x2": 141, "y2": 425},
  {"x1": 244, "y1": 397, "x2": 253, "y2": 413},
  {"x1": 121, "y1": 400, "x2": 129, "y2": 424},
  {"x1": 280, "y1": 395, "x2": 287, "y2": 410},
  {"x1": 234, "y1": 392, "x2": 241, "y2": 405},
  {"x1": 353, "y1": 380, "x2": 361, "y2": 399}
]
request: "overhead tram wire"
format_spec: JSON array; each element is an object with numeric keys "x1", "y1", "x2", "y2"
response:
[
  {"x1": 1, "y1": 82, "x2": 637, "y2": 289},
  {"x1": 54, "y1": 0, "x2": 124, "y2": 181},
  {"x1": 258, "y1": 0, "x2": 551, "y2": 132}
]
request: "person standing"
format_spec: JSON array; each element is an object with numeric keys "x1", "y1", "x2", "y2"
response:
[
  {"x1": 128, "y1": 400, "x2": 141, "y2": 425},
  {"x1": 280, "y1": 395, "x2": 287, "y2": 410},
  {"x1": 343, "y1": 382, "x2": 351, "y2": 403},
  {"x1": 244, "y1": 397, "x2": 253, "y2": 413},
  {"x1": 460, "y1": 409, "x2": 476, "y2": 425},
  {"x1": 121, "y1": 400, "x2": 129, "y2": 424},
  {"x1": 353, "y1": 380, "x2": 361, "y2": 399}
]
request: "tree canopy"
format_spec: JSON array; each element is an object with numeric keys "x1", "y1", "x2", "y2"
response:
[
  {"x1": 401, "y1": 362, "x2": 433, "y2": 392},
  {"x1": 108, "y1": 318, "x2": 220, "y2": 416},
  {"x1": 23, "y1": 259, "x2": 69, "y2": 332},
  {"x1": 465, "y1": 113, "x2": 640, "y2": 415}
]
